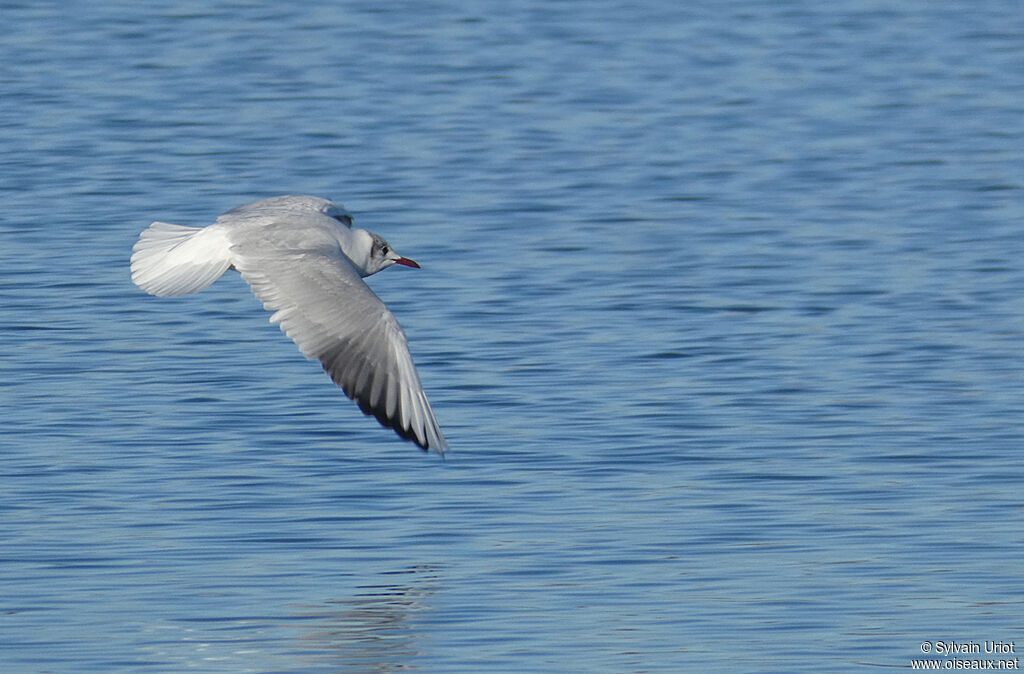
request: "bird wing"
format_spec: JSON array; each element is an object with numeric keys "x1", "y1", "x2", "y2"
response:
[{"x1": 226, "y1": 221, "x2": 447, "y2": 453}]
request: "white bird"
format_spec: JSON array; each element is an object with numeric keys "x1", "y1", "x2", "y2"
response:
[{"x1": 130, "y1": 195, "x2": 447, "y2": 454}]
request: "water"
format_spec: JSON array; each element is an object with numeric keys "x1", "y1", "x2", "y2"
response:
[{"x1": 2, "y1": 1, "x2": 1023, "y2": 671}]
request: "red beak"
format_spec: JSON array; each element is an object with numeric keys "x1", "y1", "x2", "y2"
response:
[{"x1": 394, "y1": 257, "x2": 420, "y2": 269}]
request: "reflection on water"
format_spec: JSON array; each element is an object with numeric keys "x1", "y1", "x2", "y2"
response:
[{"x1": 289, "y1": 565, "x2": 441, "y2": 672}]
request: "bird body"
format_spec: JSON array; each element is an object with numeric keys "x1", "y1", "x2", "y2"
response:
[{"x1": 130, "y1": 195, "x2": 446, "y2": 453}]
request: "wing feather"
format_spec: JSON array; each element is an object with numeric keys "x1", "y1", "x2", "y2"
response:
[{"x1": 228, "y1": 232, "x2": 447, "y2": 453}]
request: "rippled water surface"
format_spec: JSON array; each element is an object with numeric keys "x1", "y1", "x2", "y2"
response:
[{"x1": 3, "y1": 1, "x2": 1024, "y2": 672}]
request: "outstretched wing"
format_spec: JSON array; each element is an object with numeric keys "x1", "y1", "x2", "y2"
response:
[{"x1": 228, "y1": 226, "x2": 446, "y2": 453}]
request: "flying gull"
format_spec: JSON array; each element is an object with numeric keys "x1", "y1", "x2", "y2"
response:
[{"x1": 130, "y1": 195, "x2": 447, "y2": 453}]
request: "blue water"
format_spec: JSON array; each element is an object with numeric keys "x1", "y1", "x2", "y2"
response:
[{"x1": 3, "y1": 1, "x2": 1024, "y2": 671}]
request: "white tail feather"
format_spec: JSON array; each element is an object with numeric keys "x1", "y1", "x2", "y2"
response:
[{"x1": 131, "y1": 222, "x2": 232, "y2": 296}]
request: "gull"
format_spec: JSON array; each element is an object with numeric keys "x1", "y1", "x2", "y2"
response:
[{"x1": 130, "y1": 195, "x2": 447, "y2": 454}]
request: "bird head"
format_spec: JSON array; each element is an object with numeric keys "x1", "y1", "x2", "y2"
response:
[{"x1": 352, "y1": 230, "x2": 420, "y2": 276}]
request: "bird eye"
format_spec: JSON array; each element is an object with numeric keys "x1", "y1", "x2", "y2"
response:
[{"x1": 382, "y1": 246, "x2": 389, "y2": 255}]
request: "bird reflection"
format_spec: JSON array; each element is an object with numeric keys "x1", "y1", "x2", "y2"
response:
[{"x1": 287, "y1": 565, "x2": 441, "y2": 672}]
